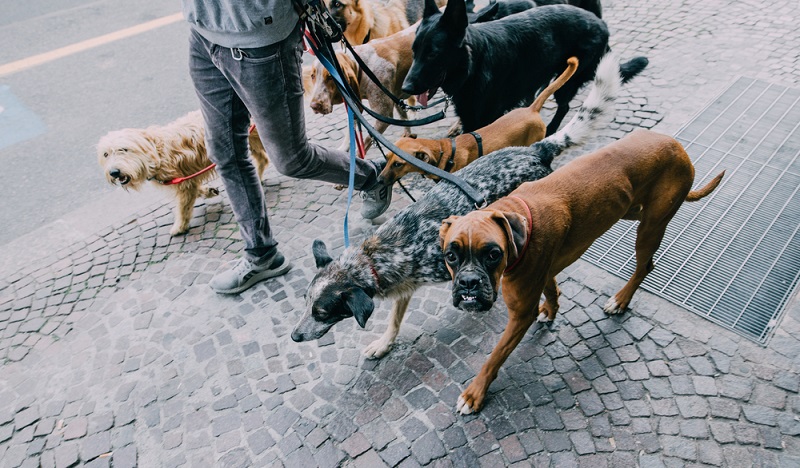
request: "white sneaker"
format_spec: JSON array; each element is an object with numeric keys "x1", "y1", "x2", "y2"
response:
[{"x1": 209, "y1": 252, "x2": 291, "y2": 294}]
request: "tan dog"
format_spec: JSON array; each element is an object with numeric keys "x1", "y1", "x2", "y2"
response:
[
  {"x1": 308, "y1": 25, "x2": 418, "y2": 151},
  {"x1": 439, "y1": 129, "x2": 725, "y2": 414},
  {"x1": 326, "y1": 0, "x2": 438, "y2": 45},
  {"x1": 97, "y1": 111, "x2": 269, "y2": 236},
  {"x1": 379, "y1": 57, "x2": 579, "y2": 185}
]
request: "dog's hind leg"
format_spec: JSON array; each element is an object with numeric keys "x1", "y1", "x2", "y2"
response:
[
  {"x1": 363, "y1": 293, "x2": 412, "y2": 359},
  {"x1": 171, "y1": 187, "x2": 200, "y2": 236},
  {"x1": 604, "y1": 216, "x2": 672, "y2": 314},
  {"x1": 537, "y1": 276, "x2": 560, "y2": 322}
]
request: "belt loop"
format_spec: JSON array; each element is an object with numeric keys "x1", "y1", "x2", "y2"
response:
[{"x1": 231, "y1": 48, "x2": 243, "y2": 61}]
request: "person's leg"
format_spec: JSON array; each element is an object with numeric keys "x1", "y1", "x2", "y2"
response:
[
  {"x1": 189, "y1": 29, "x2": 290, "y2": 293},
  {"x1": 223, "y1": 24, "x2": 392, "y2": 219}
]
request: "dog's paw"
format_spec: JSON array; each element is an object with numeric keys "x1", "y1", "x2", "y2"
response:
[
  {"x1": 603, "y1": 296, "x2": 624, "y2": 315},
  {"x1": 456, "y1": 395, "x2": 475, "y2": 415},
  {"x1": 536, "y1": 312, "x2": 552, "y2": 323},
  {"x1": 363, "y1": 338, "x2": 392, "y2": 359},
  {"x1": 170, "y1": 223, "x2": 188, "y2": 236},
  {"x1": 332, "y1": 184, "x2": 347, "y2": 191}
]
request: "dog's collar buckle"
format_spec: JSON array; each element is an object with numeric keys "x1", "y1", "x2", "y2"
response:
[{"x1": 443, "y1": 138, "x2": 457, "y2": 173}]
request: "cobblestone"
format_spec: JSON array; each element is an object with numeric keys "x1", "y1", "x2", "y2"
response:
[{"x1": 1, "y1": 1, "x2": 799, "y2": 466}]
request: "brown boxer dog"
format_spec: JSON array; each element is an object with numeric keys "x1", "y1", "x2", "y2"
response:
[{"x1": 439, "y1": 129, "x2": 725, "y2": 414}]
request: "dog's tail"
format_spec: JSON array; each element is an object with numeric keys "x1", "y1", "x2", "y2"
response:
[
  {"x1": 686, "y1": 171, "x2": 725, "y2": 201},
  {"x1": 619, "y1": 56, "x2": 649, "y2": 84},
  {"x1": 535, "y1": 53, "x2": 621, "y2": 166},
  {"x1": 530, "y1": 57, "x2": 580, "y2": 113}
]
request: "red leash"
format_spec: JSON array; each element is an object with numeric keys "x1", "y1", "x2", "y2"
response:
[{"x1": 160, "y1": 124, "x2": 257, "y2": 185}]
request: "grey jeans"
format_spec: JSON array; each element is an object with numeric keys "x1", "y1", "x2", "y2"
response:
[{"x1": 188, "y1": 24, "x2": 381, "y2": 263}]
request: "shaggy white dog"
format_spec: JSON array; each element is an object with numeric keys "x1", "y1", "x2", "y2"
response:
[{"x1": 97, "y1": 111, "x2": 269, "y2": 235}]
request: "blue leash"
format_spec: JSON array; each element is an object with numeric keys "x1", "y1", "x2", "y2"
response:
[{"x1": 313, "y1": 46, "x2": 358, "y2": 247}]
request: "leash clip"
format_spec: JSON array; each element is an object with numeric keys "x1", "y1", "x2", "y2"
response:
[{"x1": 231, "y1": 48, "x2": 243, "y2": 61}]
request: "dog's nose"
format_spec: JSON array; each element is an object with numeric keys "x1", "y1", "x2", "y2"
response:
[
  {"x1": 109, "y1": 169, "x2": 121, "y2": 179},
  {"x1": 310, "y1": 101, "x2": 323, "y2": 113},
  {"x1": 290, "y1": 330, "x2": 303, "y2": 342},
  {"x1": 458, "y1": 274, "x2": 482, "y2": 290}
]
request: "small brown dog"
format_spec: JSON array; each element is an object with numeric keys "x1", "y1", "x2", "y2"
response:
[
  {"x1": 97, "y1": 111, "x2": 269, "y2": 236},
  {"x1": 326, "y1": 0, "x2": 443, "y2": 45},
  {"x1": 308, "y1": 25, "x2": 418, "y2": 151},
  {"x1": 379, "y1": 57, "x2": 579, "y2": 185},
  {"x1": 439, "y1": 129, "x2": 724, "y2": 414}
]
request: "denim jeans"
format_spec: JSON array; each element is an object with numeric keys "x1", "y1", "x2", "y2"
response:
[{"x1": 188, "y1": 24, "x2": 381, "y2": 263}]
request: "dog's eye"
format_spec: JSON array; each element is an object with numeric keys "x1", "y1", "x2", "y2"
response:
[
  {"x1": 103, "y1": 152, "x2": 108, "y2": 158},
  {"x1": 392, "y1": 162, "x2": 404, "y2": 168},
  {"x1": 331, "y1": 0, "x2": 341, "y2": 7},
  {"x1": 445, "y1": 251, "x2": 457, "y2": 263},
  {"x1": 120, "y1": 148, "x2": 128, "y2": 152},
  {"x1": 488, "y1": 249, "x2": 502, "y2": 262}
]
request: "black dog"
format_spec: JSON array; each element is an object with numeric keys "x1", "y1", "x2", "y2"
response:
[
  {"x1": 403, "y1": 0, "x2": 646, "y2": 135},
  {"x1": 469, "y1": 0, "x2": 602, "y2": 23}
]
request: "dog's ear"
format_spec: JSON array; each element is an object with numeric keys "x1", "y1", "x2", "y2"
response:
[
  {"x1": 470, "y1": 2, "x2": 499, "y2": 23},
  {"x1": 338, "y1": 53, "x2": 360, "y2": 97},
  {"x1": 345, "y1": 287, "x2": 374, "y2": 328},
  {"x1": 442, "y1": 0, "x2": 468, "y2": 35},
  {"x1": 414, "y1": 151, "x2": 432, "y2": 163},
  {"x1": 439, "y1": 215, "x2": 459, "y2": 248},
  {"x1": 492, "y1": 211, "x2": 528, "y2": 263},
  {"x1": 312, "y1": 240, "x2": 334, "y2": 268},
  {"x1": 424, "y1": 0, "x2": 441, "y2": 17}
]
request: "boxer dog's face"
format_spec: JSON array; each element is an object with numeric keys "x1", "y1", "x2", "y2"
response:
[{"x1": 439, "y1": 210, "x2": 527, "y2": 312}]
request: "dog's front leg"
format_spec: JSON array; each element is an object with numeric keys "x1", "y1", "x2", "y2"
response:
[
  {"x1": 457, "y1": 311, "x2": 537, "y2": 414},
  {"x1": 395, "y1": 105, "x2": 416, "y2": 139},
  {"x1": 171, "y1": 187, "x2": 199, "y2": 236},
  {"x1": 363, "y1": 294, "x2": 411, "y2": 359}
]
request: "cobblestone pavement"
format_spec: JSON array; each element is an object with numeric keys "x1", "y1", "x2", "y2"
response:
[{"x1": 2, "y1": 0, "x2": 800, "y2": 466}]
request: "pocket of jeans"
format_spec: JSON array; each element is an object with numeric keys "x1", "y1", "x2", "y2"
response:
[{"x1": 240, "y1": 45, "x2": 280, "y2": 64}]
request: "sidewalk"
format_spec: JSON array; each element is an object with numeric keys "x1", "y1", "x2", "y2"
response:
[{"x1": 1, "y1": 0, "x2": 800, "y2": 466}]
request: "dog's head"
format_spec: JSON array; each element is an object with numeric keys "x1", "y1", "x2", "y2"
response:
[
  {"x1": 325, "y1": 0, "x2": 361, "y2": 33},
  {"x1": 96, "y1": 128, "x2": 159, "y2": 190},
  {"x1": 402, "y1": 0, "x2": 469, "y2": 104},
  {"x1": 291, "y1": 240, "x2": 376, "y2": 342},
  {"x1": 308, "y1": 53, "x2": 359, "y2": 115},
  {"x1": 439, "y1": 210, "x2": 527, "y2": 311},
  {"x1": 379, "y1": 136, "x2": 443, "y2": 185}
]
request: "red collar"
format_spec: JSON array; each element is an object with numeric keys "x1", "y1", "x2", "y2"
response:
[
  {"x1": 503, "y1": 195, "x2": 533, "y2": 274},
  {"x1": 159, "y1": 124, "x2": 256, "y2": 185}
]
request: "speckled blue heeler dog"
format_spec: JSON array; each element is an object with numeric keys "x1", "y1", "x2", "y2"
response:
[{"x1": 292, "y1": 54, "x2": 623, "y2": 361}]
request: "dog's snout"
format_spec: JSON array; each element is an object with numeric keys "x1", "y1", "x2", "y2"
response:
[
  {"x1": 457, "y1": 273, "x2": 482, "y2": 290},
  {"x1": 290, "y1": 330, "x2": 303, "y2": 342},
  {"x1": 109, "y1": 168, "x2": 121, "y2": 179}
]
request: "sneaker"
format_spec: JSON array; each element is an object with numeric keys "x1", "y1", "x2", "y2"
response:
[
  {"x1": 209, "y1": 251, "x2": 291, "y2": 294},
  {"x1": 360, "y1": 182, "x2": 393, "y2": 219}
]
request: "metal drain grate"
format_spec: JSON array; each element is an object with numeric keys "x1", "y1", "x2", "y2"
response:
[{"x1": 584, "y1": 77, "x2": 800, "y2": 344}]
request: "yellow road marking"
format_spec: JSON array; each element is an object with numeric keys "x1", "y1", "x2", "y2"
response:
[{"x1": 0, "y1": 12, "x2": 183, "y2": 78}]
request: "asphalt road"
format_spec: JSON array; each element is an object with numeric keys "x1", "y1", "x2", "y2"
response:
[{"x1": 0, "y1": 0, "x2": 198, "y2": 248}]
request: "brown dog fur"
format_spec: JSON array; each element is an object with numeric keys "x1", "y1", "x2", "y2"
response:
[
  {"x1": 327, "y1": 0, "x2": 443, "y2": 45},
  {"x1": 308, "y1": 25, "x2": 418, "y2": 151},
  {"x1": 97, "y1": 111, "x2": 269, "y2": 236},
  {"x1": 439, "y1": 129, "x2": 725, "y2": 414},
  {"x1": 380, "y1": 57, "x2": 579, "y2": 185}
]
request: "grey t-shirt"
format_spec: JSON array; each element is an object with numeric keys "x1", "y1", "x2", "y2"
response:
[{"x1": 182, "y1": 0, "x2": 299, "y2": 48}]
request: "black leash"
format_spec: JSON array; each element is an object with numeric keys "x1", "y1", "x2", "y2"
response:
[{"x1": 296, "y1": 0, "x2": 486, "y2": 208}]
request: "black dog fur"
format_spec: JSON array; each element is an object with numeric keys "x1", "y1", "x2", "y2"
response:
[
  {"x1": 403, "y1": 0, "x2": 646, "y2": 135},
  {"x1": 469, "y1": 0, "x2": 602, "y2": 24}
]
